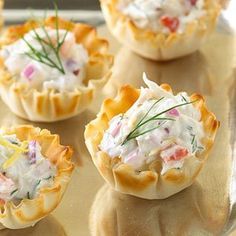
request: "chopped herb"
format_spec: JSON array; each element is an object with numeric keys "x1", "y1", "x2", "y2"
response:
[
  {"x1": 27, "y1": 192, "x2": 31, "y2": 199},
  {"x1": 191, "y1": 136, "x2": 198, "y2": 152},
  {"x1": 35, "y1": 179, "x2": 41, "y2": 187},
  {"x1": 9, "y1": 140, "x2": 19, "y2": 145},
  {"x1": 190, "y1": 133, "x2": 197, "y2": 152},
  {"x1": 10, "y1": 189, "x2": 18, "y2": 196},
  {"x1": 191, "y1": 134, "x2": 196, "y2": 145},
  {"x1": 187, "y1": 126, "x2": 193, "y2": 131},
  {"x1": 44, "y1": 176, "x2": 52, "y2": 180},
  {"x1": 181, "y1": 95, "x2": 187, "y2": 102},
  {"x1": 192, "y1": 142, "x2": 198, "y2": 152},
  {"x1": 190, "y1": 133, "x2": 204, "y2": 153}
]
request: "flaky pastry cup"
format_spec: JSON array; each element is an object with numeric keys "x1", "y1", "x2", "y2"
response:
[
  {"x1": 0, "y1": 17, "x2": 113, "y2": 122},
  {"x1": 85, "y1": 84, "x2": 219, "y2": 199},
  {"x1": 0, "y1": 125, "x2": 74, "y2": 229},
  {"x1": 100, "y1": 0, "x2": 221, "y2": 61}
]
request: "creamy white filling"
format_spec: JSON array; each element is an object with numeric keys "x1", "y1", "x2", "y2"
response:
[
  {"x1": 0, "y1": 28, "x2": 89, "y2": 92},
  {"x1": 0, "y1": 134, "x2": 56, "y2": 203},
  {"x1": 118, "y1": 0, "x2": 205, "y2": 33},
  {"x1": 100, "y1": 74, "x2": 205, "y2": 174}
]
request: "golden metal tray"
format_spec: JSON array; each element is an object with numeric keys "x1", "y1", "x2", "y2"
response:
[{"x1": 0, "y1": 22, "x2": 235, "y2": 235}]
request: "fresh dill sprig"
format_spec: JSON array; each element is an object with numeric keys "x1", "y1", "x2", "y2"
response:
[
  {"x1": 122, "y1": 99, "x2": 197, "y2": 145},
  {"x1": 22, "y1": 2, "x2": 68, "y2": 74}
]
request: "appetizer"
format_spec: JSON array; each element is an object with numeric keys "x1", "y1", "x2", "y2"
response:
[
  {"x1": 85, "y1": 74, "x2": 219, "y2": 199},
  {"x1": 0, "y1": 125, "x2": 74, "y2": 229},
  {"x1": 100, "y1": 0, "x2": 221, "y2": 60},
  {"x1": 0, "y1": 14, "x2": 113, "y2": 122}
]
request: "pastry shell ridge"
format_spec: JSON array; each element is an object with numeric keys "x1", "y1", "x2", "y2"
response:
[
  {"x1": 100, "y1": 0, "x2": 221, "y2": 60},
  {"x1": 0, "y1": 17, "x2": 113, "y2": 122},
  {"x1": 85, "y1": 84, "x2": 219, "y2": 199},
  {"x1": 0, "y1": 125, "x2": 74, "y2": 229}
]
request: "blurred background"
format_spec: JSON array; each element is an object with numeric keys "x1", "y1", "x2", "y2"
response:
[
  {"x1": 3, "y1": 0, "x2": 103, "y2": 25},
  {"x1": 2, "y1": 0, "x2": 235, "y2": 28},
  {"x1": 5, "y1": 0, "x2": 100, "y2": 10},
  {"x1": 4, "y1": 0, "x2": 230, "y2": 10}
]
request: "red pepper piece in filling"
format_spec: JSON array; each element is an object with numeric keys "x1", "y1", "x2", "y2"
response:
[
  {"x1": 172, "y1": 148, "x2": 188, "y2": 161},
  {"x1": 161, "y1": 16, "x2": 180, "y2": 33},
  {"x1": 0, "y1": 199, "x2": 5, "y2": 205},
  {"x1": 161, "y1": 145, "x2": 189, "y2": 163},
  {"x1": 190, "y1": 0, "x2": 197, "y2": 6},
  {"x1": 73, "y1": 69, "x2": 80, "y2": 76}
]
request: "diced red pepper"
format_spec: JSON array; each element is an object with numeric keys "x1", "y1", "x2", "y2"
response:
[
  {"x1": 190, "y1": 0, "x2": 197, "y2": 6},
  {"x1": 168, "y1": 108, "x2": 179, "y2": 117},
  {"x1": 161, "y1": 145, "x2": 189, "y2": 163},
  {"x1": 167, "y1": 148, "x2": 188, "y2": 161},
  {"x1": 0, "y1": 199, "x2": 5, "y2": 205},
  {"x1": 160, "y1": 16, "x2": 180, "y2": 33},
  {"x1": 73, "y1": 69, "x2": 80, "y2": 76},
  {"x1": 172, "y1": 148, "x2": 188, "y2": 160}
]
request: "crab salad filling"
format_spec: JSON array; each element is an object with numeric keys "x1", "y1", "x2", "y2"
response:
[
  {"x1": 100, "y1": 74, "x2": 205, "y2": 175},
  {"x1": 0, "y1": 133, "x2": 56, "y2": 205},
  {"x1": 118, "y1": 0, "x2": 206, "y2": 34},
  {"x1": 0, "y1": 27, "x2": 89, "y2": 91}
]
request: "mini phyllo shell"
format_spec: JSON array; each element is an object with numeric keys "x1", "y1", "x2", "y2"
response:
[
  {"x1": 0, "y1": 16, "x2": 113, "y2": 122},
  {"x1": 100, "y1": 0, "x2": 220, "y2": 61},
  {"x1": 85, "y1": 74, "x2": 219, "y2": 199},
  {"x1": 0, "y1": 125, "x2": 74, "y2": 229}
]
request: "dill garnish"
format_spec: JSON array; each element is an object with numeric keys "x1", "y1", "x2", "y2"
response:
[
  {"x1": 181, "y1": 95, "x2": 187, "y2": 102},
  {"x1": 10, "y1": 189, "x2": 18, "y2": 196},
  {"x1": 191, "y1": 134, "x2": 197, "y2": 152},
  {"x1": 122, "y1": 99, "x2": 197, "y2": 145},
  {"x1": 191, "y1": 134, "x2": 196, "y2": 144},
  {"x1": 22, "y1": 3, "x2": 68, "y2": 74},
  {"x1": 35, "y1": 179, "x2": 41, "y2": 187},
  {"x1": 187, "y1": 125, "x2": 193, "y2": 131},
  {"x1": 190, "y1": 133, "x2": 204, "y2": 153},
  {"x1": 44, "y1": 176, "x2": 52, "y2": 180}
]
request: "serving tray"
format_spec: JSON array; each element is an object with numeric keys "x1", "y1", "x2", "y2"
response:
[{"x1": 0, "y1": 20, "x2": 235, "y2": 236}]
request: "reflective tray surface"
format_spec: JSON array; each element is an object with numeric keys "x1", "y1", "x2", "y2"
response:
[{"x1": 0, "y1": 19, "x2": 236, "y2": 236}]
